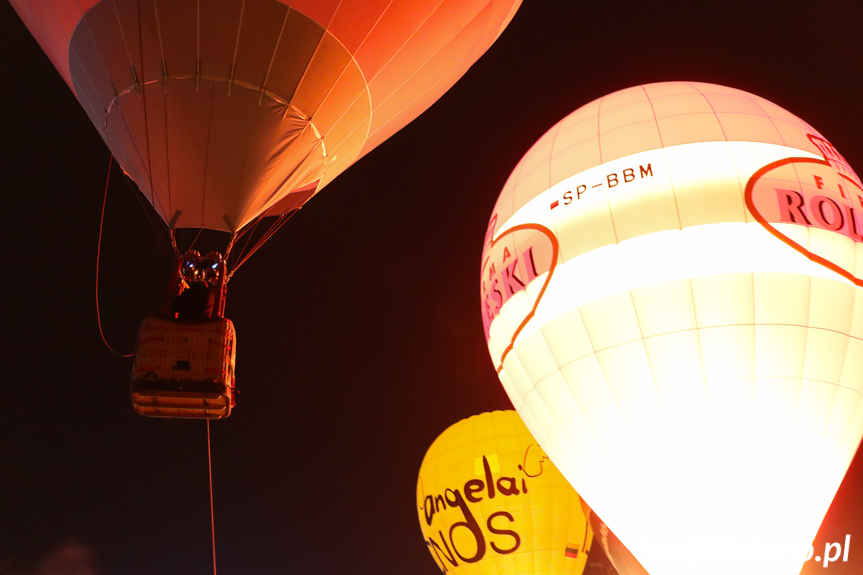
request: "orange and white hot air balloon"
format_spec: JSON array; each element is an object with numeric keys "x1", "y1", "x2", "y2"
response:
[
  {"x1": 479, "y1": 81, "x2": 863, "y2": 575},
  {"x1": 10, "y1": 0, "x2": 521, "y2": 418},
  {"x1": 10, "y1": 0, "x2": 520, "y2": 238}
]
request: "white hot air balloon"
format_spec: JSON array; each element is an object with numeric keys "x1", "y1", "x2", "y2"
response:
[{"x1": 479, "y1": 81, "x2": 863, "y2": 575}]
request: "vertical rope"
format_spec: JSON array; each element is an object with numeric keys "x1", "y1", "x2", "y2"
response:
[
  {"x1": 96, "y1": 155, "x2": 134, "y2": 358},
  {"x1": 207, "y1": 420, "x2": 218, "y2": 575}
]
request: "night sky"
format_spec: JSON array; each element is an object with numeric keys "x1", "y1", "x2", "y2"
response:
[{"x1": 3, "y1": 1, "x2": 863, "y2": 574}]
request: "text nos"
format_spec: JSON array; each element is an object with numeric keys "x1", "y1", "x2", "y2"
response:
[{"x1": 423, "y1": 456, "x2": 527, "y2": 571}]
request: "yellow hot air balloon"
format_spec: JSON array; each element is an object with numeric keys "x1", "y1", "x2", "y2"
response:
[
  {"x1": 479, "y1": 82, "x2": 863, "y2": 575},
  {"x1": 417, "y1": 410, "x2": 593, "y2": 575}
]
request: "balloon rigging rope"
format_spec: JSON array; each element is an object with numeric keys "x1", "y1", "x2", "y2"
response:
[
  {"x1": 101, "y1": 152, "x2": 218, "y2": 574},
  {"x1": 122, "y1": 175, "x2": 176, "y2": 260},
  {"x1": 207, "y1": 420, "x2": 218, "y2": 575},
  {"x1": 186, "y1": 228, "x2": 206, "y2": 253},
  {"x1": 231, "y1": 217, "x2": 263, "y2": 269},
  {"x1": 229, "y1": 210, "x2": 298, "y2": 277},
  {"x1": 96, "y1": 155, "x2": 134, "y2": 358}
]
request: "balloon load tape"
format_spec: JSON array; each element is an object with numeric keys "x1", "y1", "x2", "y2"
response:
[{"x1": 130, "y1": 316, "x2": 237, "y2": 419}]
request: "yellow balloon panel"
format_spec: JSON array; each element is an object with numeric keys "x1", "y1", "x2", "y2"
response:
[
  {"x1": 417, "y1": 411, "x2": 592, "y2": 575},
  {"x1": 480, "y1": 83, "x2": 863, "y2": 575}
]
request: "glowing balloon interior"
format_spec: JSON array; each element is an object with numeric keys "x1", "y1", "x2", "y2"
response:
[
  {"x1": 480, "y1": 82, "x2": 863, "y2": 575},
  {"x1": 417, "y1": 410, "x2": 592, "y2": 575},
  {"x1": 11, "y1": 0, "x2": 521, "y2": 232}
]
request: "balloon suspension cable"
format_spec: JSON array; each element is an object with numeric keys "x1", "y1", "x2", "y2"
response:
[
  {"x1": 229, "y1": 217, "x2": 264, "y2": 272},
  {"x1": 224, "y1": 231, "x2": 238, "y2": 260},
  {"x1": 118, "y1": 175, "x2": 176, "y2": 261},
  {"x1": 169, "y1": 229, "x2": 180, "y2": 260},
  {"x1": 228, "y1": 210, "x2": 299, "y2": 279},
  {"x1": 222, "y1": 231, "x2": 239, "y2": 281},
  {"x1": 207, "y1": 420, "x2": 218, "y2": 575},
  {"x1": 185, "y1": 228, "x2": 205, "y2": 254},
  {"x1": 96, "y1": 155, "x2": 134, "y2": 358}
]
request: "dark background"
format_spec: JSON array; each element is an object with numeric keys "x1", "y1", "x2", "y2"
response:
[{"x1": 2, "y1": 1, "x2": 863, "y2": 574}]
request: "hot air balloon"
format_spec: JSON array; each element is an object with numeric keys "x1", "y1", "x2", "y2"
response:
[
  {"x1": 10, "y1": 0, "x2": 521, "y2": 418},
  {"x1": 417, "y1": 410, "x2": 593, "y2": 575},
  {"x1": 479, "y1": 82, "x2": 863, "y2": 575}
]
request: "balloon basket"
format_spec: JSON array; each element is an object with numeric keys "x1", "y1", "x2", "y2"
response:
[{"x1": 130, "y1": 316, "x2": 236, "y2": 419}]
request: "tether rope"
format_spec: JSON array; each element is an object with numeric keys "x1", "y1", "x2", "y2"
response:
[
  {"x1": 96, "y1": 155, "x2": 134, "y2": 358},
  {"x1": 207, "y1": 420, "x2": 218, "y2": 575}
]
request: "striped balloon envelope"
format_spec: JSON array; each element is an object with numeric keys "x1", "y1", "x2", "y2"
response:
[
  {"x1": 10, "y1": 0, "x2": 520, "y2": 232},
  {"x1": 480, "y1": 82, "x2": 863, "y2": 575},
  {"x1": 417, "y1": 410, "x2": 593, "y2": 575}
]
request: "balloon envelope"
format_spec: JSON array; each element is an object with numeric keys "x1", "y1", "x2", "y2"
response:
[
  {"x1": 480, "y1": 82, "x2": 863, "y2": 575},
  {"x1": 12, "y1": 0, "x2": 520, "y2": 231},
  {"x1": 417, "y1": 410, "x2": 592, "y2": 575}
]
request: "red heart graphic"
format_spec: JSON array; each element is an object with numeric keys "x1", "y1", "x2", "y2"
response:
[
  {"x1": 480, "y1": 223, "x2": 559, "y2": 373},
  {"x1": 744, "y1": 136, "x2": 863, "y2": 287}
]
